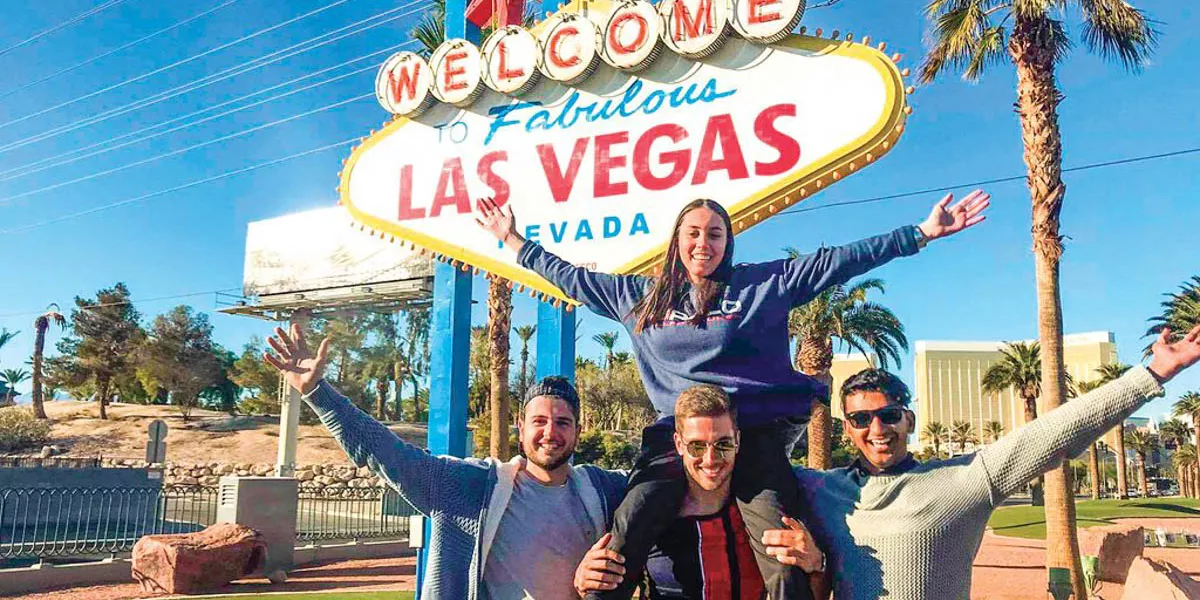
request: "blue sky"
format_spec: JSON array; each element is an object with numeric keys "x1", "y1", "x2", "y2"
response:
[{"x1": 1, "y1": 0, "x2": 1197, "y2": 422}]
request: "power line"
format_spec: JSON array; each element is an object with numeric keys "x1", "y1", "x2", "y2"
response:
[
  {"x1": 0, "y1": 93, "x2": 373, "y2": 205},
  {"x1": 0, "y1": 0, "x2": 132, "y2": 59},
  {"x1": 0, "y1": 136, "x2": 361, "y2": 235},
  {"x1": 0, "y1": 42, "x2": 410, "y2": 184},
  {"x1": 0, "y1": 0, "x2": 355, "y2": 135},
  {"x1": 779, "y1": 146, "x2": 1200, "y2": 216},
  {"x1": 0, "y1": 0, "x2": 425, "y2": 155},
  {"x1": 0, "y1": 0, "x2": 245, "y2": 100}
]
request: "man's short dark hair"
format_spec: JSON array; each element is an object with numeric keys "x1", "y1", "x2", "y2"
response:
[
  {"x1": 840, "y1": 369, "x2": 912, "y2": 407},
  {"x1": 523, "y1": 375, "x2": 581, "y2": 420}
]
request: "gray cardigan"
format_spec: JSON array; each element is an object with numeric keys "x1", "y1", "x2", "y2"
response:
[{"x1": 303, "y1": 381, "x2": 628, "y2": 599}]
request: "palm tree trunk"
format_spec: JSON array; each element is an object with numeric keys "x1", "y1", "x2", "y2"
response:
[
  {"x1": 31, "y1": 320, "x2": 48, "y2": 419},
  {"x1": 1116, "y1": 424, "x2": 1129, "y2": 498},
  {"x1": 1024, "y1": 397, "x2": 1045, "y2": 506},
  {"x1": 1138, "y1": 454, "x2": 1148, "y2": 498},
  {"x1": 488, "y1": 278, "x2": 512, "y2": 460},
  {"x1": 1010, "y1": 14, "x2": 1084, "y2": 600},
  {"x1": 376, "y1": 379, "x2": 389, "y2": 421},
  {"x1": 1089, "y1": 443, "x2": 1101, "y2": 500},
  {"x1": 798, "y1": 337, "x2": 834, "y2": 470}
]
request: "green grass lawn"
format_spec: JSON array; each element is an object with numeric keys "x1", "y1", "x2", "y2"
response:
[
  {"x1": 988, "y1": 497, "x2": 1200, "y2": 540},
  {"x1": 202, "y1": 593, "x2": 413, "y2": 600}
]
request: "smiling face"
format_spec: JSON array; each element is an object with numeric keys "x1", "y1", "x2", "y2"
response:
[
  {"x1": 843, "y1": 390, "x2": 914, "y2": 472},
  {"x1": 674, "y1": 414, "x2": 738, "y2": 492},
  {"x1": 518, "y1": 396, "x2": 579, "y2": 472},
  {"x1": 675, "y1": 206, "x2": 729, "y2": 284}
]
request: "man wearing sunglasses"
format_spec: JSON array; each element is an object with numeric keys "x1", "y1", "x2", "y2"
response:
[
  {"x1": 759, "y1": 325, "x2": 1200, "y2": 599},
  {"x1": 575, "y1": 385, "x2": 827, "y2": 598}
]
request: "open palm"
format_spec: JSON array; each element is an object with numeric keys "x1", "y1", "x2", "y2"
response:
[
  {"x1": 1148, "y1": 325, "x2": 1200, "y2": 383},
  {"x1": 263, "y1": 323, "x2": 330, "y2": 395},
  {"x1": 474, "y1": 197, "x2": 519, "y2": 247},
  {"x1": 919, "y1": 190, "x2": 990, "y2": 240}
]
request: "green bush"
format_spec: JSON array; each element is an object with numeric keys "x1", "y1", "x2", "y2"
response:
[
  {"x1": 575, "y1": 430, "x2": 606, "y2": 464},
  {"x1": 600, "y1": 435, "x2": 637, "y2": 470},
  {"x1": 0, "y1": 407, "x2": 52, "y2": 452}
]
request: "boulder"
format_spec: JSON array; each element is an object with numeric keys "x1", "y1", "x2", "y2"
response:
[
  {"x1": 200, "y1": 476, "x2": 220, "y2": 486},
  {"x1": 218, "y1": 464, "x2": 235, "y2": 475},
  {"x1": 356, "y1": 465, "x2": 372, "y2": 478},
  {"x1": 131, "y1": 523, "x2": 266, "y2": 594},
  {"x1": 1078, "y1": 524, "x2": 1144, "y2": 583},
  {"x1": 335, "y1": 470, "x2": 355, "y2": 483},
  {"x1": 39, "y1": 445, "x2": 56, "y2": 458},
  {"x1": 309, "y1": 464, "x2": 324, "y2": 476},
  {"x1": 179, "y1": 476, "x2": 199, "y2": 486},
  {"x1": 295, "y1": 470, "x2": 315, "y2": 482},
  {"x1": 252, "y1": 464, "x2": 273, "y2": 476},
  {"x1": 1121, "y1": 557, "x2": 1200, "y2": 599}
]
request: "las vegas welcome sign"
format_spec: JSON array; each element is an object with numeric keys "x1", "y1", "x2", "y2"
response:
[{"x1": 339, "y1": 0, "x2": 911, "y2": 304}]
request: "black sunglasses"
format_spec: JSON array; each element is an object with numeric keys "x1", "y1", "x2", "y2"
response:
[
  {"x1": 845, "y1": 405, "x2": 907, "y2": 429},
  {"x1": 684, "y1": 438, "x2": 738, "y2": 459}
]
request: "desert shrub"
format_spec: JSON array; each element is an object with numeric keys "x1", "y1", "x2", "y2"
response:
[{"x1": 0, "y1": 408, "x2": 52, "y2": 452}]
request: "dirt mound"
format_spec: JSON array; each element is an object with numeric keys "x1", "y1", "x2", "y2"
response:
[{"x1": 25, "y1": 400, "x2": 427, "y2": 466}]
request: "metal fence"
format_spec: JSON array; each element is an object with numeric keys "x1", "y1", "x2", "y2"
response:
[
  {"x1": 0, "y1": 484, "x2": 217, "y2": 560},
  {"x1": 0, "y1": 483, "x2": 414, "y2": 560},
  {"x1": 296, "y1": 484, "x2": 414, "y2": 542}
]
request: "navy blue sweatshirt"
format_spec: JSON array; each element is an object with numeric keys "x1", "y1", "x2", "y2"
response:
[{"x1": 517, "y1": 226, "x2": 920, "y2": 427}]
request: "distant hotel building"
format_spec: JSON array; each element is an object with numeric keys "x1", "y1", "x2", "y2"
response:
[{"x1": 911, "y1": 331, "x2": 1119, "y2": 450}]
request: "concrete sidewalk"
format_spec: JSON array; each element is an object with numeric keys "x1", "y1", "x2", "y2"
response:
[{"x1": 8, "y1": 555, "x2": 417, "y2": 600}]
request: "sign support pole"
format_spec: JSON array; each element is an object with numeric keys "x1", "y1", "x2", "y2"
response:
[
  {"x1": 417, "y1": 4, "x2": 478, "y2": 597},
  {"x1": 536, "y1": 303, "x2": 576, "y2": 382}
]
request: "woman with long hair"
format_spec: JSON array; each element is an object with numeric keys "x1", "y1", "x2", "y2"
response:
[{"x1": 477, "y1": 191, "x2": 989, "y2": 598}]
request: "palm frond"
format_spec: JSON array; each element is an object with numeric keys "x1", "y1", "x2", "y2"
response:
[
  {"x1": 920, "y1": 0, "x2": 999, "y2": 83},
  {"x1": 1078, "y1": 0, "x2": 1158, "y2": 70}
]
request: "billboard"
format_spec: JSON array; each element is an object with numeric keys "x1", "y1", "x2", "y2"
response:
[
  {"x1": 340, "y1": 0, "x2": 909, "y2": 303},
  {"x1": 243, "y1": 206, "x2": 433, "y2": 298}
]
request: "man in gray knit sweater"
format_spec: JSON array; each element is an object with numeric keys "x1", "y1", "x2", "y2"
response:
[{"x1": 759, "y1": 325, "x2": 1200, "y2": 599}]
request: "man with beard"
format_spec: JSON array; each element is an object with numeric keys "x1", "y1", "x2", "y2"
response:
[{"x1": 264, "y1": 324, "x2": 626, "y2": 600}]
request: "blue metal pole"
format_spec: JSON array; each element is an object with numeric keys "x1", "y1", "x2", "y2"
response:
[
  {"x1": 536, "y1": 302, "x2": 577, "y2": 382},
  {"x1": 417, "y1": 1, "x2": 477, "y2": 595}
]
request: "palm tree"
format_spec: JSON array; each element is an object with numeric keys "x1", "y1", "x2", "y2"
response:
[
  {"x1": 1160, "y1": 419, "x2": 1193, "y2": 498},
  {"x1": 593, "y1": 332, "x2": 620, "y2": 370},
  {"x1": 788, "y1": 270, "x2": 907, "y2": 470},
  {"x1": 1, "y1": 368, "x2": 30, "y2": 405},
  {"x1": 1174, "y1": 444, "x2": 1198, "y2": 499},
  {"x1": 488, "y1": 277, "x2": 513, "y2": 460},
  {"x1": 981, "y1": 341, "x2": 1044, "y2": 505},
  {"x1": 983, "y1": 420, "x2": 1004, "y2": 443},
  {"x1": 950, "y1": 420, "x2": 977, "y2": 455},
  {"x1": 921, "y1": 2, "x2": 1158, "y2": 595},
  {"x1": 1092, "y1": 363, "x2": 1132, "y2": 501},
  {"x1": 30, "y1": 305, "x2": 65, "y2": 419},
  {"x1": 0, "y1": 328, "x2": 17, "y2": 404},
  {"x1": 1173, "y1": 391, "x2": 1200, "y2": 497},
  {"x1": 922, "y1": 421, "x2": 948, "y2": 458},
  {"x1": 513, "y1": 325, "x2": 536, "y2": 403},
  {"x1": 1124, "y1": 429, "x2": 1156, "y2": 498},
  {"x1": 1074, "y1": 378, "x2": 1105, "y2": 499},
  {"x1": 1145, "y1": 276, "x2": 1200, "y2": 353}
]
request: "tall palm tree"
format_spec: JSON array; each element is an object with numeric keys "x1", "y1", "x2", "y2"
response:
[
  {"x1": 31, "y1": 305, "x2": 65, "y2": 419},
  {"x1": 1124, "y1": 429, "x2": 1156, "y2": 498},
  {"x1": 0, "y1": 328, "x2": 17, "y2": 404},
  {"x1": 1160, "y1": 419, "x2": 1193, "y2": 498},
  {"x1": 981, "y1": 341, "x2": 1044, "y2": 505},
  {"x1": 1145, "y1": 276, "x2": 1200, "y2": 353},
  {"x1": 921, "y1": 2, "x2": 1158, "y2": 595},
  {"x1": 950, "y1": 420, "x2": 978, "y2": 455},
  {"x1": 788, "y1": 270, "x2": 907, "y2": 470},
  {"x1": 1074, "y1": 378, "x2": 1105, "y2": 499},
  {"x1": 1173, "y1": 391, "x2": 1200, "y2": 497},
  {"x1": 1, "y1": 368, "x2": 30, "y2": 405},
  {"x1": 1174, "y1": 444, "x2": 1198, "y2": 499},
  {"x1": 488, "y1": 277, "x2": 513, "y2": 460},
  {"x1": 983, "y1": 420, "x2": 1004, "y2": 443},
  {"x1": 513, "y1": 325, "x2": 536, "y2": 403},
  {"x1": 1094, "y1": 362, "x2": 1133, "y2": 500},
  {"x1": 922, "y1": 421, "x2": 948, "y2": 458}
]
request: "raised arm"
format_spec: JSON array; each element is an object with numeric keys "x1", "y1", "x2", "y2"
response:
[
  {"x1": 783, "y1": 190, "x2": 989, "y2": 305},
  {"x1": 476, "y1": 196, "x2": 646, "y2": 321},
  {"x1": 978, "y1": 326, "x2": 1200, "y2": 503},
  {"x1": 264, "y1": 324, "x2": 482, "y2": 516}
]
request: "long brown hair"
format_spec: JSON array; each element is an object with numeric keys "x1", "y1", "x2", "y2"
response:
[{"x1": 632, "y1": 199, "x2": 734, "y2": 333}]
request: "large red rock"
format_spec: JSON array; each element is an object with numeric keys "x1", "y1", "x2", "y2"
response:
[
  {"x1": 131, "y1": 522, "x2": 267, "y2": 594},
  {"x1": 1121, "y1": 557, "x2": 1200, "y2": 599},
  {"x1": 1078, "y1": 524, "x2": 1143, "y2": 583}
]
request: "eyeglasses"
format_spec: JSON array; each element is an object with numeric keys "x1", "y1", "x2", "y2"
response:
[
  {"x1": 684, "y1": 438, "x2": 738, "y2": 458},
  {"x1": 845, "y1": 406, "x2": 907, "y2": 429}
]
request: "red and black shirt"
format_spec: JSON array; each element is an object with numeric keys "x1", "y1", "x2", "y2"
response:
[{"x1": 644, "y1": 502, "x2": 766, "y2": 599}]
